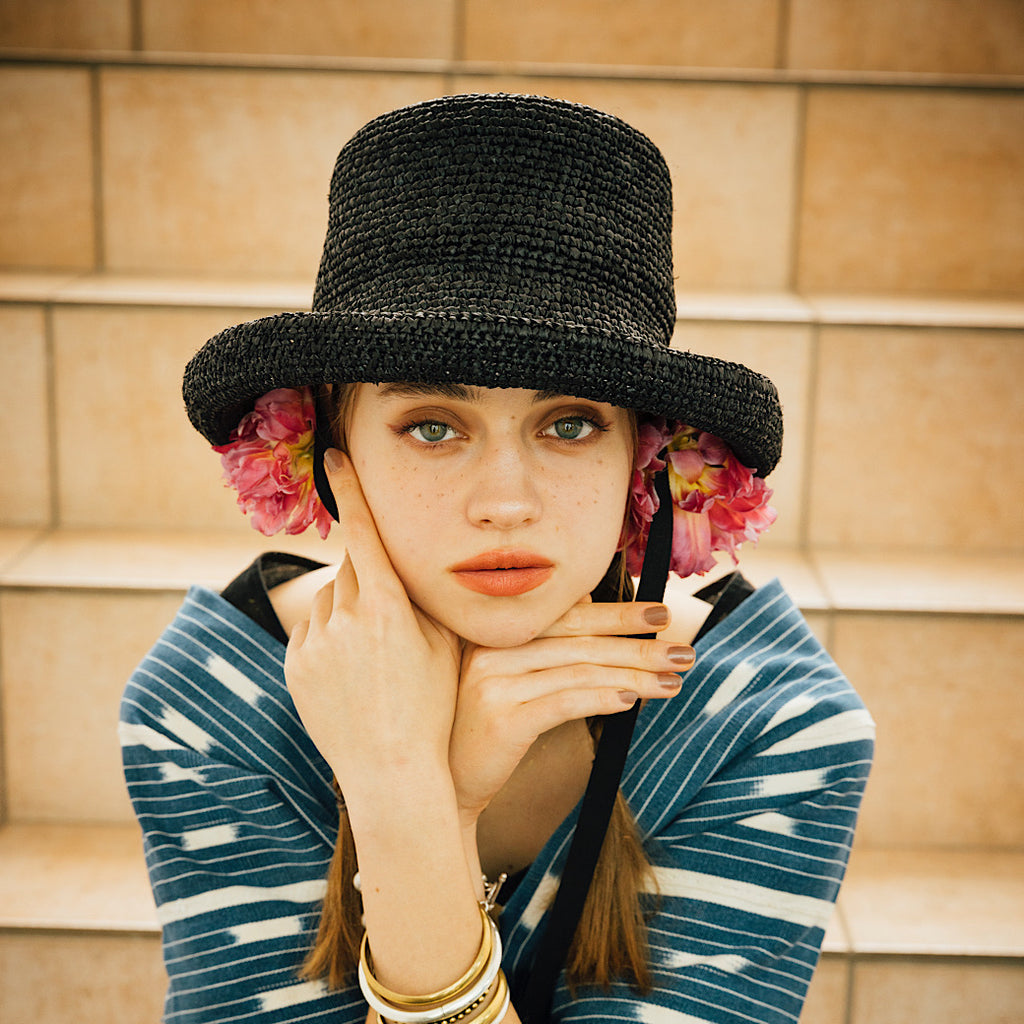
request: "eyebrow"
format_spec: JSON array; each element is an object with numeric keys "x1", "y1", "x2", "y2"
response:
[{"x1": 376, "y1": 382, "x2": 568, "y2": 404}]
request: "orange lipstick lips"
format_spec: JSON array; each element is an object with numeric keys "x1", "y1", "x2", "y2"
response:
[{"x1": 451, "y1": 550, "x2": 554, "y2": 596}]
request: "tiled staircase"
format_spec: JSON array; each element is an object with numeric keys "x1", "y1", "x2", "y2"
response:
[{"x1": 2, "y1": 3, "x2": 1023, "y2": 1021}]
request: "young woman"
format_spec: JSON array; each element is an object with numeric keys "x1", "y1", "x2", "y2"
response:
[{"x1": 121, "y1": 93, "x2": 874, "y2": 1024}]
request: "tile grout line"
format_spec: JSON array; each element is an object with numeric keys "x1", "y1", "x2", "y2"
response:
[
  {"x1": 792, "y1": 75, "x2": 816, "y2": 563},
  {"x1": 787, "y1": 84, "x2": 809, "y2": 295},
  {"x1": 842, "y1": 956, "x2": 856, "y2": 1024},
  {"x1": 834, "y1": 899, "x2": 856, "y2": 1024},
  {"x1": 130, "y1": 0, "x2": 145, "y2": 52},
  {"x1": 43, "y1": 304, "x2": 60, "y2": 530},
  {"x1": 5, "y1": 50, "x2": 1021, "y2": 91},
  {"x1": 89, "y1": 66, "x2": 106, "y2": 272},
  {"x1": 775, "y1": 0, "x2": 792, "y2": 71},
  {"x1": 452, "y1": 0, "x2": 466, "y2": 63},
  {"x1": 443, "y1": 0, "x2": 466, "y2": 95},
  {"x1": 797, "y1": 319, "x2": 820, "y2": 553}
]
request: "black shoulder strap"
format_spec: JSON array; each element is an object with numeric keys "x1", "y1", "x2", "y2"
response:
[
  {"x1": 518, "y1": 469, "x2": 674, "y2": 1024},
  {"x1": 519, "y1": 490, "x2": 757, "y2": 1021}
]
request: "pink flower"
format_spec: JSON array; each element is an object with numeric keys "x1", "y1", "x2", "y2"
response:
[
  {"x1": 214, "y1": 387, "x2": 332, "y2": 539},
  {"x1": 623, "y1": 418, "x2": 776, "y2": 578}
]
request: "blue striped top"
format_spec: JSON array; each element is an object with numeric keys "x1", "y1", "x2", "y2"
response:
[{"x1": 120, "y1": 577, "x2": 873, "y2": 1024}]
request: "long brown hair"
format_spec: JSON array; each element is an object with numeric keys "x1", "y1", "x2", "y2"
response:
[{"x1": 300, "y1": 384, "x2": 657, "y2": 992}]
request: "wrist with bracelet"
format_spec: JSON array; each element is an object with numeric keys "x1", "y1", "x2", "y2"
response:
[{"x1": 357, "y1": 875, "x2": 510, "y2": 1024}]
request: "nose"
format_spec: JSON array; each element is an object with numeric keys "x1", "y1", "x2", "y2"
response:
[{"x1": 465, "y1": 447, "x2": 542, "y2": 529}]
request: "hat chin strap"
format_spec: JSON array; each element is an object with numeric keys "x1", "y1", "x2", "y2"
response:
[
  {"x1": 519, "y1": 465, "x2": 673, "y2": 1024},
  {"x1": 312, "y1": 392, "x2": 340, "y2": 523}
]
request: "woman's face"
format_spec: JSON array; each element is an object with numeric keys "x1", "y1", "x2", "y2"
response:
[{"x1": 343, "y1": 383, "x2": 634, "y2": 648}]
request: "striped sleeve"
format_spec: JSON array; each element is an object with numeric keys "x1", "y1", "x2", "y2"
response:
[
  {"x1": 542, "y1": 579, "x2": 874, "y2": 1024},
  {"x1": 120, "y1": 586, "x2": 366, "y2": 1024}
]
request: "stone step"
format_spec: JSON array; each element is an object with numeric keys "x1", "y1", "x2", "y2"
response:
[
  {"x1": 0, "y1": 822, "x2": 1020, "y2": 1024},
  {"x1": 2, "y1": 273, "x2": 1022, "y2": 552},
  {"x1": 0, "y1": 823, "x2": 163, "y2": 1024},
  {"x1": 807, "y1": 848, "x2": 1024, "y2": 1024},
  {"x1": 2, "y1": 53, "x2": 1022, "y2": 292}
]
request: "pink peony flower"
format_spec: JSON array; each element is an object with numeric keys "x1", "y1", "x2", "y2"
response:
[
  {"x1": 213, "y1": 387, "x2": 333, "y2": 539},
  {"x1": 623, "y1": 418, "x2": 776, "y2": 578}
]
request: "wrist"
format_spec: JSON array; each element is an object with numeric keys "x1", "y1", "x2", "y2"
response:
[{"x1": 343, "y1": 763, "x2": 458, "y2": 838}]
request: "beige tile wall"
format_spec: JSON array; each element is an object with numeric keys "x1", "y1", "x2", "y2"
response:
[
  {"x1": 0, "y1": 823, "x2": 158, "y2": 932},
  {"x1": 800, "y1": 954, "x2": 849, "y2": 1024},
  {"x1": 798, "y1": 88, "x2": 1024, "y2": 295},
  {"x1": 140, "y1": 0, "x2": 456, "y2": 60},
  {"x1": 847, "y1": 959, "x2": 1024, "y2": 1024},
  {"x1": 0, "y1": 588, "x2": 185, "y2": 822},
  {"x1": 841, "y1": 850, "x2": 1024, "y2": 957},
  {"x1": 9, "y1": 0, "x2": 1024, "y2": 79},
  {"x1": 0, "y1": 0, "x2": 131, "y2": 50},
  {"x1": 670, "y1": 321, "x2": 813, "y2": 547},
  {"x1": 7, "y1": 61, "x2": 1021, "y2": 293},
  {"x1": 6, "y1": 0, "x2": 1023, "y2": 80},
  {"x1": 787, "y1": 0, "x2": 1024, "y2": 76},
  {"x1": 808, "y1": 326, "x2": 1024, "y2": 550},
  {"x1": 0, "y1": 306, "x2": 51, "y2": 525},
  {"x1": 0, "y1": 932, "x2": 164, "y2": 1024},
  {"x1": 461, "y1": 0, "x2": 781, "y2": 67},
  {"x1": 100, "y1": 68, "x2": 446, "y2": 276},
  {"x1": 0, "y1": 66, "x2": 95, "y2": 271},
  {"x1": 832, "y1": 612, "x2": 1024, "y2": 849},
  {"x1": 51, "y1": 306, "x2": 269, "y2": 530},
  {"x1": 453, "y1": 75, "x2": 801, "y2": 290}
]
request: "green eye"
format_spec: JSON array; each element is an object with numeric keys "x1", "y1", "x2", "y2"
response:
[
  {"x1": 411, "y1": 421, "x2": 452, "y2": 443},
  {"x1": 550, "y1": 418, "x2": 592, "y2": 440}
]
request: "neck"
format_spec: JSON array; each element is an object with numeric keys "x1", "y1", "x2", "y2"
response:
[{"x1": 475, "y1": 719, "x2": 594, "y2": 880}]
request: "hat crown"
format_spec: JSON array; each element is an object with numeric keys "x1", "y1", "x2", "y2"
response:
[
  {"x1": 311, "y1": 93, "x2": 676, "y2": 348},
  {"x1": 184, "y1": 93, "x2": 782, "y2": 476}
]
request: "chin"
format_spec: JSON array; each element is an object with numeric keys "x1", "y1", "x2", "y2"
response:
[{"x1": 443, "y1": 610, "x2": 547, "y2": 650}]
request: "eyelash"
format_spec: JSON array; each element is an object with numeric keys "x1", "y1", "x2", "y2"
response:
[{"x1": 396, "y1": 413, "x2": 610, "y2": 447}]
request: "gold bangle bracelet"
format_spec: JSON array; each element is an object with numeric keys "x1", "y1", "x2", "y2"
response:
[
  {"x1": 466, "y1": 972, "x2": 509, "y2": 1024},
  {"x1": 360, "y1": 904, "x2": 493, "y2": 1008},
  {"x1": 376, "y1": 973, "x2": 509, "y2": 1024}
]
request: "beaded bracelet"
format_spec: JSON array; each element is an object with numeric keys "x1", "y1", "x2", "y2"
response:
[{"x1": 465, "y1": 970, "x2": 509, "y2": 1024}]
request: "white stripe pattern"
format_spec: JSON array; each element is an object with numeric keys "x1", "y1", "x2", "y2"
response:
[{"x1": 121, "y1": 574, "x2": 873, "y2": 1024}]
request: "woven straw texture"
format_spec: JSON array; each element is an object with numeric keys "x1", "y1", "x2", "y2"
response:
[{"x1": 184, "y1": 93, "x2": 782, "y2": 475}]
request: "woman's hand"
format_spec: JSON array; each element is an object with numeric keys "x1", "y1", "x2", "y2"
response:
[
  {"x1": 449, "y1": 599, "x2": 695, "y2": 824},
  {"x1": 284, "y1": 450, "x2": 462, "y2": 804}
]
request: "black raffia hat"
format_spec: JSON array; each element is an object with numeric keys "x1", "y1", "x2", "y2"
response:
[{"x1": 183, "y1": 92, "x2": 782, "y2": 476}]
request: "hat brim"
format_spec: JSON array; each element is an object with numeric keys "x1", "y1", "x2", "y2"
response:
[{"x1": 184, "y1": 308, "x2": 783, "y2": 476}]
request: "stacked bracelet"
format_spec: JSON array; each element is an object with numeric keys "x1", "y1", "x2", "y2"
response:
[{"x1": 358, "y1": 904, "x2": 506, "y2": 1024}]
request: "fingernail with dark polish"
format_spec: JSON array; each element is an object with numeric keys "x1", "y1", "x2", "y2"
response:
[
  {"x1": 643, "y1": 605, "x2": 669, "y2": 626},
  {"x1": 658, "y1": 674, "x2": 682, "y2": 689}
]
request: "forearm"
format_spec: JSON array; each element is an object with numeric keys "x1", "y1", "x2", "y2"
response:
[{"x1": 345, "y1": 765, "x2": 489, "y2": 995}]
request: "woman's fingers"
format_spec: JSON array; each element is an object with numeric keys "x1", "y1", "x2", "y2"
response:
[
  {"x1": 538, "y1": 598, "x2": 673, "y2": 639},
  {"x1": 322, "y1": 448, "x2": 404, "y2": 607},
  {"x1": 481, "y1": 660, "x2": 683, "y2": 706},
  {"x1": 514, "y1": 680, "x2": 672, "y2": 737},
  {"x1": 470, "y1": 634, "x2": 694, "y2": 677}
]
